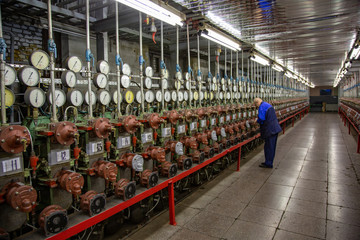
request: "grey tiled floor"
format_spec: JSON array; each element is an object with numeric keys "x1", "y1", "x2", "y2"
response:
[{"x1": 125, "y1": 113, "x2": 360, "y2": 240}]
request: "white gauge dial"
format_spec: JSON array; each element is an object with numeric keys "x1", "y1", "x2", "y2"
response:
[
  {"x1": 61, "y1": 70, "x2": 77, "y2": 88},
  {"x1": 145, "y1": 91, "x2": 155, "y2": 103},
  {"x1": 219, "y1": 92, "x2": 224, "y2": 99},
  {"x1": 193, "y1": 91, "x2": 199, "y2": 101},
  {"x1": 178, "y1": 91, "x2": 184, "y2": 101},
  {"x1": 185, "y1": 72, "x2": 191, "y2": 81},
  {"x1": 96, "y1": 60, "x2": 110, "y2": 74},
  {"x1": 18, "y1": 66, "x2": 40, "y2": 87},
  {"x1": 4, "y1": 65, "x2": 16, "y2": 86},
  {"x1": 221, "y1": 78, "x2": 225, "y2": 85},
  {"x1": 98, "y1": 90, "x2": 111, "y2": 105},
  {"x1": 122, "y1": 63, "x2": 131, "y2": 76},
  {"x1": 94, "y1": 73, "x2": 108, "y2": 89},
  {"x1": 204, "y1": 92, "x2": 208, "y2": 100},
  {"x1": 25, "y1": 87, "x2": 45, "y2": 108},
  {"x1": 185, "y1": 81, "x2": 191, "y2": 90},
  {"x1": 121, "y1": 75, "x2": 130, "y2": 88},
  {"x1": 30, "y1": 50, "x2": 49, "y2": 70},
  {"x1": 48, "y1": 89, "x2": 66, "y2": 107},
  {"x1": 85, "y1": 90, "x2": 96, "y2": 106},
  {"x1": 233, "y1": 85, "x2": 237, "y2": 92},
  {"x1": 161, "y1": 79, "x2": 168, "y2": 89},
  {"x1": 66, "y1": 56, "x2": 82, "y2": 73},
  {"x1": 112, "y1": 90, "x2": 122, "y2": 104},
  {"x1": 175, "y1": 142, "x2": 184, "y2": 155},
  {"x1": 184, "y1": 91, "x2": 189, "y2": 101},
  {"x1": 135, "y1": 91, "x2": 142, "y2": 103},
  {"x1": 210, "y1": 92, "x2": 214, "y2": 100},
  {"x1": 67, "y1": 89, "x2": 83, "y2": 107},
  {"x1": 171, "y1": 91, "x2": 177, "y2": 102},
  {"x1": 175, "y1": 71, "x2": 182, "y2": 81},
  {"x1": 145, "y1": 66, "x2": 154, "y2": 78},
  {"x1": 155, "y1": 90, "x2": 162, "y2": 102},
  {"x1": 174, "y1": 80, "x2": 181, "y2": 90},
  {"x1": 215, "y1": 92, "x2": 219, "y2": 100},
  {"x1": 227, "y1": 92, "x2": 231, "y2": 100},
  {"x1": 227, "y1": 79, "x2": 232, "y2": 85},
  {"x1": 222, "y1": 84, "x2": 226, "y2": 91},
  {"x1": 221, "y1": 128, "x2": 226, "y2": 137},
  {"x1": 161, "y1": 69, "x2": 169, "y2": 79},
  {"x1": 144, "y1": 77, "x2": 152, "y2": 89},
  {"x1": 164, "y1": 90, "x2": 171, "y2": 102},
  {"x1": 200, "y1": 91, "x2": 204, "y2": 100},
  {"x1": 212, "y1": 77, "x2": 217, "y2": 84}
]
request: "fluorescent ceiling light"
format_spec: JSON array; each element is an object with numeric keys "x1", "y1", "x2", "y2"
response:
[
  {"x1": 116, "y1": 0, "x2": 183, "y2": 26},
  {"x1": 344, "y1": 61, "x2": 351, "y2": 69},
  {"x1": 350, "y1": 47, "x2": 360, "y2": 60},
  {"x1": 250, "y1": 53, "x2": 269, "y2": 66},
  {"x1": 200, "y1": 29, "x2": 241, "y2": 51},
  {"x1": 207, "y1": 12, "x2": 241, "y2": 38},
  {"x1": 285, "y1": 71, "x2": 293, "y2": 78},
  {"x1": 272, "y1": 63, "x2": 283, "y2": 72}
]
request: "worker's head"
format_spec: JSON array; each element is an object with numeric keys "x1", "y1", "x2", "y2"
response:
[{"x1": 254, "y1": 98, "x2": 263, "y2": 107}]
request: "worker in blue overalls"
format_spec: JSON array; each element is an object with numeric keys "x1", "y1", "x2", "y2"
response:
[{"x1": 254, "y1": 98, "x2": 282, "y2": 168}]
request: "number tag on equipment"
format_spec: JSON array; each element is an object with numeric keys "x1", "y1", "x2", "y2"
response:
[
  {"x1": 87, "y1": 141, "x2": 104, "y2": 155},
  {"x1": 2, "y1": 157, "x2": 21, "y2": 173},
  {"x1": 117, "y1": 136, "x2": 131, "y2": 149},
  {"x1": 233, "y1": 114, "x2": 237, "y2": 120},
  {"x1": 178, "y1": 125, "x2": 185, "y2": 134},
  {"x1": 162, "y1": 128, "x2": 171, "y2": 137},
  {"x1": 56, "y1": 149, "x2": 70, "y2": 162},
  {"x1": 238, "y1": 113, "x2": 241, "y2": 119},
  {"x1": 211, "y1": 118, "x2": 216, "y2": 126},
  {"x1": 141, "y1": 132, "x2": 153, "y2": 143},
  {"x1": 226, "y1": 115, "x2": 230, "y2": 122},
  {"x1": 200, "y1": 120, "x2": 206, "y2": 128},
  {"x1": 190, "y1": 122, "x2": 197, "y2": 131},
  {"x1": 220, "y1": 117, "x2": 224, "y2": 124},
  {"x1": 243, "y1": 112, "x2": 247, "y2": 118}
]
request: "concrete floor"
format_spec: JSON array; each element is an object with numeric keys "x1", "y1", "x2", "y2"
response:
[{"x1": 125, "y1": 113, "x2": 360, "y2": 240}]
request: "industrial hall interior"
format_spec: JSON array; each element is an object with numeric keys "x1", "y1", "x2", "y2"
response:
[{"x1": 0, "y1": 0, "x2": 359, "y2": 239}]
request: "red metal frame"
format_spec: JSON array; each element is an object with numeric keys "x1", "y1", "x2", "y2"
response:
[
  {"x1": 45, "y1": 107, "x2": 309, "y2": 240},
  {"x1": 338, "y1": 107, "x2": 360, "y2": 153}
]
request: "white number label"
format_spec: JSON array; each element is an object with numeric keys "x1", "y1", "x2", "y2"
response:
[
  {"x1": 244, "y1": 112, "x2": 247, "y2": 118},
  {"x1": 162, "y1": 128, "x2": 171, "y2": 137},
  {"x1": 141, "y1": 132, "x2": 153, "y2": 143},
  {"x1": 238, "y1": 113, "x2": 241, "y2": 119},
  {"x1": 220, "y1": 117, "x2": 224, "y2": 124},
  {"x1": 178, "y1": 125, "x2": 186, "y2": 134},
  {"x1": 190, "y1": 122, "x2": 197, "y2": 131},
  {"x1": 117, "y1": 136, "x2": 131, "y2": 149},
  {"x1": 211, "y1": 118, "x2": 216, "y2": 126},
  {"x1": 91, "y1": 141, "x2": 104, "y2": 154},
  {"x1": 233, "y1": 114, "x2": 237, "y2": 120},
  {"x1": 2, "y1": 157, "x2": 21, "y2": 173},
  {"x1": 226, "y1": 115, "x2": 230, "y2": 122},
  {"x1": 200, "y1": 119, "x2": 206, "y2": 128},
  {"x1": 56, "y1": 149, "x2": 70, "y2": 162}
]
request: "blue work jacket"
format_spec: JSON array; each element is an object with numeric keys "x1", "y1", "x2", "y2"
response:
[{"x1": 257, "y1": 102, "x2": 282, "y2": 139}]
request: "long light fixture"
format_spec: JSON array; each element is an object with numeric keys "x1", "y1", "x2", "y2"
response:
[
  {"x1": 207, "y1": 12, "x2": 241, "y2": 38},
  {"x1": 285, "y1": 71, "x2": 294, "y2": 78},
  {"x1": 250, "y1": 53, "x2": 270, "y2": 66},
  {"x1": 200, "y1": 29, "x2": 241, "y2": 51},
  {"x1": 272, "y1": 63, "x2": 284, "y2": 72},
  {"x1": 116, "y1": 0, "x2": 184, "y2": 26},
  {"x1": 350, "y1": 46, "x2": 360, "y2": 60}
]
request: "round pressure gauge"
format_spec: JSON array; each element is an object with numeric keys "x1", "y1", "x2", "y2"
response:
[
  {"x1": 145, "y1": 66, "x2": 154, "y2": 78},
  {"x1": 121, "y1": 75, "x2": 131, "y2": 88},
  {"x1": 215, "y1": 92, "x2": 219, "y2": 100},
  {"x1": 144, "y1": 77, "x2": 152, "y2": 89},
  {"x1": 98, "y1": 89, "x2": 111, "y2": 105},
  {"x1": 200, "y1": 91, "x2": 204, "y2": 100},
  {"x1": 185, "y1": 72, "x2": 191, "y2": 81},
  {"x1": 210, "y1": 92, "x2": 214, "y2": 100},
  {"x1": 124, "y1": 90, "x2": 134, "y2": 104},
  {"x1": 175, "y1": 142, "x2": 184, "y2": 155},
  {"x1": 122, "y1": 63, "x2": 131, "y2": 76},
  {"x1": 185, "y1": 81, "x2": 191, "y2": 90},
  {"x1": 161, "y1": 79, "x2": 168, "y2": 90},
  {"x1": 164, "y1": 90, "x2": 171, "y2": 102},
  {"x1": 61, "y1": 70, "x2": 77, "y2": 88},
  {"x1": 226, "y1": 92, "x2": 231, "y2": 100},
  {"x1": 18, "y1": 66, "x2": 40, "y2": 87},
  {"x1": 93, "y1": 73, "x2": 108, "y2": 89},
  {"x1": 4, "y1": 65, "x2": 16, "y2": 86},
  {"x1": 178, "y1": 91, "x2": 184, "y2": 101},
  {"x1": 212, "y1": 77, "x2": 217, "y2": 84},
  {"x1": 204, "y1": 92, "x2": 208, "y2": 100},
  {"x1": 66, "y1": 56, "x2": 82, "y2": 73},
  {"x1": 96, "y1": 60, "x2": 110, "y2": 74},
  {"x1": 0, "y1": 88, "x2": 15, "y2": 108},
  {"x1": 171, "y1": 91, "x2": 177, "y2": 102},
  {"x1": 174, "y1": 80, "x2": 181, "y2": 90},
  {"x1": 219, "y1": 92, "x2": 224, "y2": 100},
  {"x1": 67, "y1": 89, "x2": 84, "y2": 107},
  {"x1": 155, "y1": 90, "x2": 162, "y2": 102},
  {"x1": 213, "y1": 83, "x2": 218, "y2": 91},
  {"x1": 132, "y1": 155, "x2": 144, "y2": 172},
  {"x1": 221, "y1": 78, "x2": 225, "y2": 85},
  {"x1": 221, "y1": 128, "x2": 226, "y2": 137},
  {"x1": 211, "y1": 130, "x2": 217, "y2": 141},
  {"x1": 233, "y1": 85, "x2": 237, "y2": 92},
  {"x1": 135, "y1": 91, "x2": 142, "y2": 104},
  {"x1": 175, "y1": 71, "x2": 182, "y2": 81},
  {"x1": 184, "y1": 91, "x2": 189, "y2": 101},
  {"x1": 29, "y1": 50, "x2": 50, "y2": 70},
  {"x1": 193, "y1": 91, "x2": 199, "y2": 101},
  {"x1": 161, "y1": 69, "x2": 169, "y2": 79},
  {"x1": 24, "y1": 87, "x2": 46, "y2": 108},
  {"x1": 112, "y1": 90, "x2": 122, "y2": 104},
  {"x1": 48, "y1": 89, "x2": 66, "y2": 107},
  {"x1": 222, "y1": 84, "x2": 226, "y2": 91},
  {"x1": 145, "y1": 91, "x2": 155, "y2": 103},
  {"x1": 227, "y1": 79, "x2": 232, "y2": 85},
  {"x1": 85, "y1": 90, "x2": 96, "y2": 106}
]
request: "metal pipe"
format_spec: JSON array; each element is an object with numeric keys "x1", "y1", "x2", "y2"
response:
[
  {"x1": 115, "y1": 2, "x2": 121, "y2": 117},
  {"x1": 197, "y1": 34, "x2": 201, "y2": 107},
  {"x1": 186, "y1": 23, "x2": 191, "y2": 107},
  {"x1": 0, "y1": 5, "x2": 5, "y2": 124},
  {"x1": 139, "y1": 13, "x2": 144, "y2": 114},
  {"x1": 86, "y1": 0, "x2": 93, "y2": 119},
  {"x1": 161, "y1": 21, "x2": 164, "y2": 110},
  {"x1": 230, "y1": 50, "x2": 233, "y2": 101},
  {"x1": 236, "y1": 51, "x2": 239, "y2": 103},
  {"x1": 224, "y1": 48, "x2": 227, "y2": 104},
  {"x1": 241, "y1": 49, "x2": 243, "y2": 78},
  {"x1": 208, "y1": 40, "x2": 210, "y2": 73},
  {"x1": 176, "y1": 25, "x2": 179, "y2": 108}
]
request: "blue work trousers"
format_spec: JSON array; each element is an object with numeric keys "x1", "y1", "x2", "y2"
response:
[{"x1": 264, "y1": 134, "x2": 278, "y2": 167}]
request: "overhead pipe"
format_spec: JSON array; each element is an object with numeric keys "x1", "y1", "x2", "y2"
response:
[
  {"x1": 47, "y1": 0, "x2": 57, "y2": 122},
  {"x1": 224, "y1": 48, "x2": 227, "y2": 104},
  {"x1": 176, "y1": 25, "x2": 179, "y2": 108},
  {"x1": 197, "y1": 34, "x2": 201, "y2": 107},
  {"x1": 139, "y1": 12, "x2": 144, "y2": 114},
  {"x1": 115, "y1": 2, "x2": 122, "y2": 117},
  {"x1": 186, "y1": 23, "x2": 191, "y2": 107},
  {"x1": 237, "y1": 50, "x2": 239, "y2": 103},
  {"x1": 85, "y1": 0, "x2": 93, "y2": 119},
  {"x1": 230, "y1": 50, "x2": 233, "y2": 101},
  {"x1": 160, "y1": 21, "x2": 165, "y2": 110},
  {"x1": 0, "y1": 5, "x2": 5, "y2": 124}
]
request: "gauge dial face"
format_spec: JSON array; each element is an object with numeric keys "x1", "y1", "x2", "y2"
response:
[
  {"x1": 145, "y1": 66, "x2": 153, "y2": 78},
  {"x1": 96, "y1": 60, "x2": 110, "y2": 74},
  {"x1": 25, "y1": 87, "x2": 45, "y2": 108},
  {"x1": 227, "y1": 79, "x2": 232, "y2": 85},
  {"x1": 185, "y1": 81, "x2": 191, "y2": 90},
  {"x1": 193, "y1": 91, "x2": 199, "y2": 101},
  {"x1": 161, "y1": 79, "x2": 168, "y2": 89},
  {"x1": 233, "y1": 85, "x2": 237, "y2": 92},
  {"x1": 18, "y1": 66, "x2": 40, "y2": 87},
  {"x1": 171, "y1": 91, "x2": 177, "y2": 102},
  {"x1": 210, "y1": 92, "x2": 214, "y2": 100},
  {"x1": 200, "y1": 91, "x2": 204, "y2": 100},
  {"x1": 94, "y1": 73, "x2": 108, "y2": 89},
  {"x1": 178, "y1": 91, "x2": 184, "y2": 101},
  {"x1": 219, "y1": 92, "x2": 224, "y2": 99},
  {"x1": 48, "y1": 89, "x2": 66, "y2": 107},
  {"x1": 212, "y1": 77, "x2": 217, "y2": 84},
  {"x1": 112, "y1": 90, "x2": 122, "y2": 104},
  {"x1": 122, "y1": 63, "x2": 131, "y2": 76},
  {"x1": 161, "y1": 69, "x2": 169, "y2": 79},
  {"x1": 98, "y1": 90, "x2": 111, "y2": 105},
  {"x1": 155, "y1": 90, "x2": 162, "y2": 102},
  {"x1": 164, "y1": 90, "x2": 171, "y2": 102},
  {"x1": 227, "y1": 92, "x2": 231, "y2": 100},
  {"x1": 145, "y1": 91, "x2": 155, "y2": 103},
  {"x1": 184, "y1": 91, "x2": 189, "y2": 101},
  {"x1": 121, "y1": 75, "x2": 130, "y2": 88},
  {"x1": 30, "y1": 50, "x2": 49, "y2": 70},
  {"x1": 85, "y1": 90, "x2": 96, "y2": 106},
  {"x1": 4, "y1": 65, "x2": 16, "y2": 86},
  {"x1": 144, "y1": 77, "x2": 152, "y2": 89},
  {"x1": 204, "y1": 92, "x2": 208, "y2": 100},
  {"x1": 174, "y1": 80, "x2": 181, "y2": 90},
  {"x1": 67, "y1": 89, "x2": 84, "y2": 107},
  {"x1": 124, "y1": 90, "x2": 134, "y2": 104},
  {"x1": 222, "y1": 84, "x2": 226, "y2": 91},
  {"x1": 61, "y1": 70, "x2": 77, "y2": 88},
  {"x1": 185, "y1": 72, "x2": 191, "y2": 81},
  {"x1": 221, "y1": 78, "x2": 225, "y2": 85},
  {"x1": 175, "y1": 71, "x2": 182, "y2": 81},
  {"x1": 0, "y1": 88, "x2": 15, "y2": 108},
  {"x1": 215, "y1": 92, "x2": 219, "y2": 100},
  {"x1": 135, "y1": 91, "x2": 142, "y2": 103},
  {"x1": 66, "y1": 56, "x2": 82, "y2": 73}
]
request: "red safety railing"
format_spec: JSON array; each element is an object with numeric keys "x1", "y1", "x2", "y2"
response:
[{"x1": 338, "y1": 107, "x2": 360, "y2": 153}]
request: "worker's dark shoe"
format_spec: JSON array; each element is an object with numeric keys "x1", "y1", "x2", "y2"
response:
[{"x1": 259, "y1": 163, "x2": 273, "y2": 168}]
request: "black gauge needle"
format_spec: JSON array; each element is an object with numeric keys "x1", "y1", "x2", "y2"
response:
[
  {"x1": 75, "y1": 93, "x2": 78, "y2": 103},
  {"x1": 5, "y1": 70, "x2": 8, "y2": 76},
  {"x1": 27, "y1": 72, "x2": 33, "y2": 83},
  {"x1": 35, "y1": 92, "x2": 38, "y2": 103},
  {"x1": 36, "y1": 56, "x2": 43, "y2": 66},
  {"x1": 69, "y1": 75, "x2": 73, "y2": 85},
  {"x1": 56, "y1": 93, "x2": 60, "y2": 101},
  {"x1": 73, "y1": 61, "x2": 77, "y2": 69}
]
